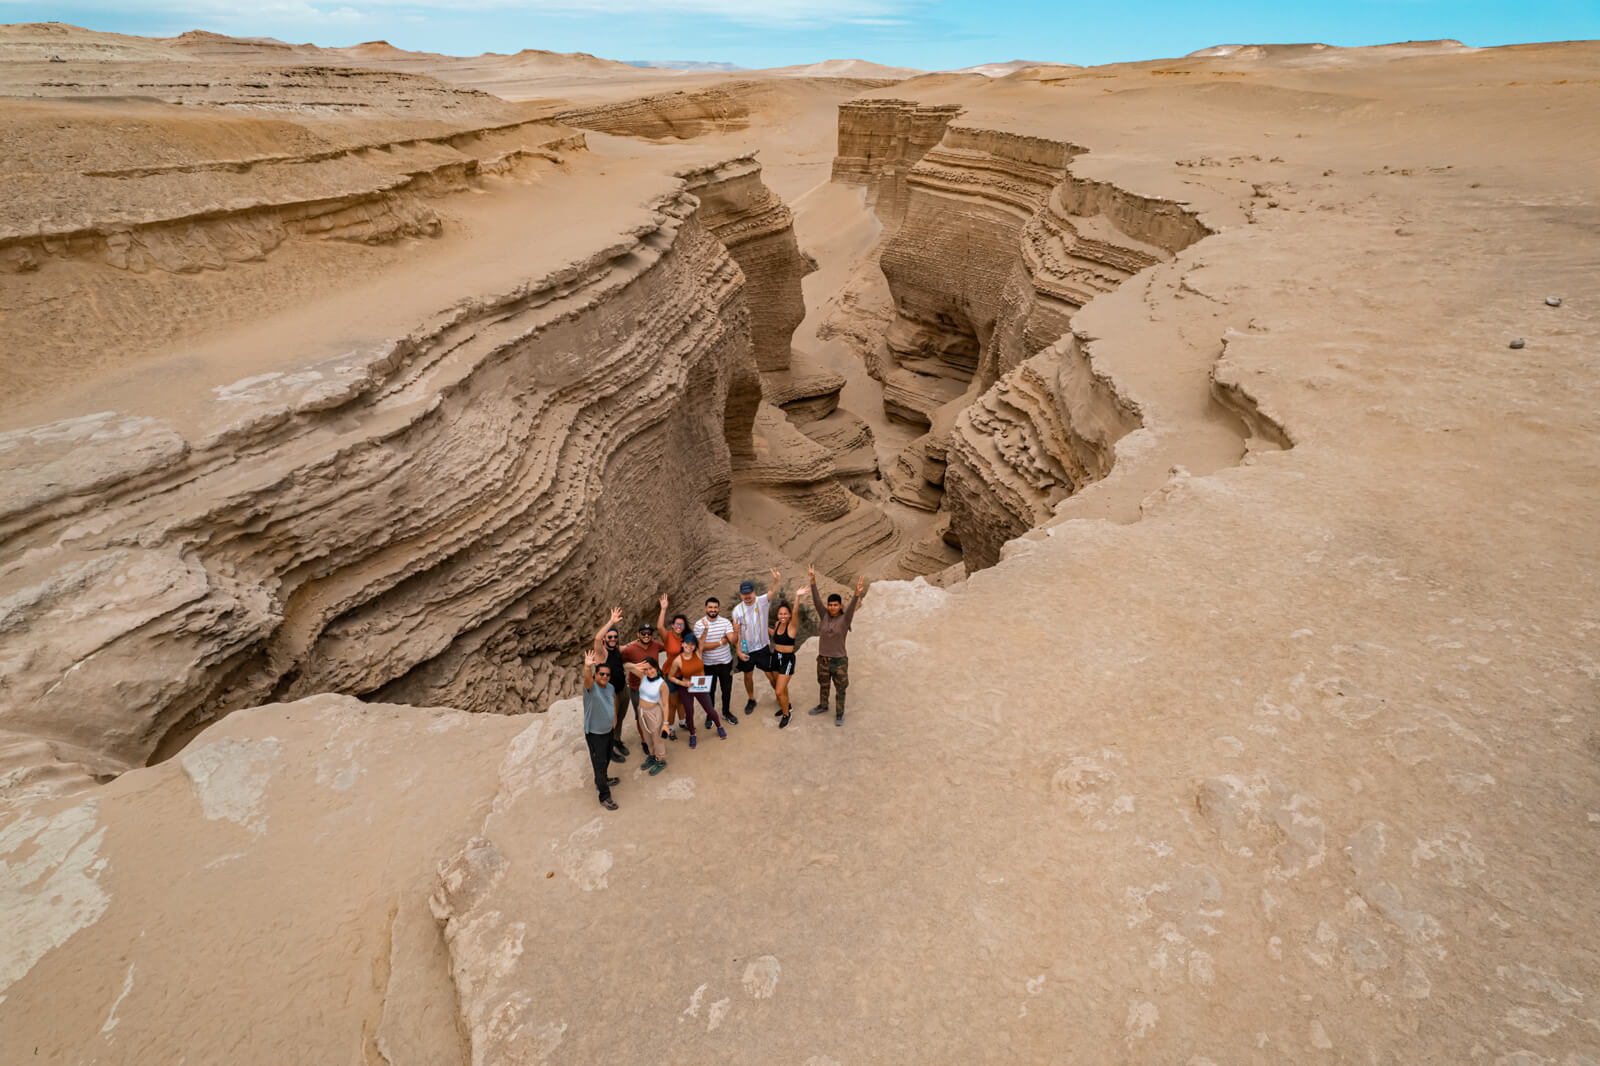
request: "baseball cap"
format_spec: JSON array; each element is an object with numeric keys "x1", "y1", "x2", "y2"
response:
[{"x1": 739, "y1": 580, "x2": 755, "y2": 593}]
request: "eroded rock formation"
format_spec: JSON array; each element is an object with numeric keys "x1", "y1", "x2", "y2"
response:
[
  {"x1": 832, "y1": 109, "x2": 1225, "y2": 568},
  {"x1": 0, "y1": 74, "x2": 832, "y2": 781}
]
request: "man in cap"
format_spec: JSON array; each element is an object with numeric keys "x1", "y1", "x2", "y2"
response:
[{"x1": 620, "y1": 617, "x2": 666, "y2": 747}]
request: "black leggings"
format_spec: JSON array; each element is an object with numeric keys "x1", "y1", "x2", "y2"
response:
[{"x1": 705, "y1": 661, "x2": 734, "y2": 715}]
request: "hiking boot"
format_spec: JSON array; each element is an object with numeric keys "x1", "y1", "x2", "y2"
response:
[
  {"x1": 649, "y1": 760, "x2": 666, "y2": 776},
  {"x1": 807, "y1": 705, "x2": 828, "y2": 715},
  {"x1": 779, "y1": 713, "x2": 791, "y2": 729},
  {"x1": 599, "y1": 797, "x2": 618, "y2": 810}
]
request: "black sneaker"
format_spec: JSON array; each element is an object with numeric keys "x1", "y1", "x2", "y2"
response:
[
  {"x1": 807, "y1": 705, "x2": 828, "y2": 716},
  {"x1": 606, "y1": 777, "x2": 620, "y2": 786},
  {"x1": 779, "y1": 714, "x2": 791, "y2": 729},
  {"x1": 744, "y1": 699, "x2": 757, "y2": 714},
  {"x1": 613, "y1": 740, "x2": 630, "y2": 757},
  {"x1": 725, "y1": 710, "x2": 739, "y2": 724},
  {"x1": 600, "y1": 797, "x2": 618, "y2": 810},
  {"x1": 609, "y1": 750, "x2": 626, "y2": 764},
  {"x1": 773, "y1": 707, "x2": 783, "y2": 717}
]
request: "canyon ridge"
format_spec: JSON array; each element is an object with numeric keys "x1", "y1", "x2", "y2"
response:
[{"x1": 1, "y1": 21, "x2": 1597, "y2": 1065}]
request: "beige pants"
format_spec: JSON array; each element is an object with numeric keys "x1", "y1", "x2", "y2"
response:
[{"x1": 640, "y1": 701, "x2": 665, "y2": 760}]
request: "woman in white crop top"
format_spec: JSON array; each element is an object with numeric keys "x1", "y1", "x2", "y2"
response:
[{"x1": 624, "y1": 659, "x2": 670, "y2": 775}]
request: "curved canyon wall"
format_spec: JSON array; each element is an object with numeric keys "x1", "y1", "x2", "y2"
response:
[
  {"x1": 0, "y1": 99, "x2": 820, "y2": 781},
  {"x1": 833, "y1": 105, "x2": 1217, "y2": 568}
]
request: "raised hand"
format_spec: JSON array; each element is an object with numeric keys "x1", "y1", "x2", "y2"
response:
[
  {"x1": 659, "y1": 592, "x2": 669, "y2": 610},
  {"x1": 583, "y1": 649, "x2": 597, "y2": 667},
  {"x1": 608, "y1": 606, "x2": 623, "y2": 626},
  {"x1": 807, "y1": 563, "x2": 816, "y2": 583},
  {"x1": 770, "y1": 566, "x2": 782, "y2": 586}
]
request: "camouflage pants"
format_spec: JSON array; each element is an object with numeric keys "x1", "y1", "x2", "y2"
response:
[{"x1": 817, "y1": 655, "x2": 848, "y2": 714}]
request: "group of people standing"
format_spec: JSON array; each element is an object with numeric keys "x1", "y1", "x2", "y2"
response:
[{"x1": 580, "y1": 565, "x2": 865, "y2": 809}]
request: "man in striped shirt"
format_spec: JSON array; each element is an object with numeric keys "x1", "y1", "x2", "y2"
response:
[{"x1": 693, "y1": 597, "x2": 739, "y2": 724}]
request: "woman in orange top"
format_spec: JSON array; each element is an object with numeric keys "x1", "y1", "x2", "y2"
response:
[
  {"x1": 660, "y1": 595, "x2": 690, "y2": 741},
  {"x1": 666, "y1": 632, "x2": 725, "y2": 749}
]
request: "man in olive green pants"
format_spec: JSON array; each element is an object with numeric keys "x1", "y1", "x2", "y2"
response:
[{"x1": 805, "y1": 566, "x2": 865, "y2": 726}]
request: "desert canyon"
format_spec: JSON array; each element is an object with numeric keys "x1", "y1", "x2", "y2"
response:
[{"x1": 1, "y1": 18, "x2": 1597, "y2": 1065}]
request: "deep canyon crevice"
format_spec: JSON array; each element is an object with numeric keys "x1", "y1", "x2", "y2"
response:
[{"x1": 0, "y1": 77, "x2": 1289, "y2": 785}]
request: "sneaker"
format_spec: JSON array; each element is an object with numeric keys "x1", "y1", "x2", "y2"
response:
[
  {"x1": 689, "y1": 734, "x2": 698, "y2": 749},
  {"x1": 609, "y1": 750, "x2": 626, "y2": 764},
  {"x1": 744, "y1": 698, "x2": 757, "y2": 713},
  {"x1": 807, "y1": 705, "x2": 828, "y2": 715},
  {"x1": 668, "y1": 728, "x2": 678, "y2": 741},
  {"x1": 773, "y1": 707, "x2": 784, "y2": 717},
  {"x1": 725, "y1": 710, "x2": 739, "y2": 724},
  {"x1": 600, "y1": 797, "x2": 618, "y2": 810},
  {"x1": 779, "y1": 713, "x2": 791, "y2": 729},
  {"x1": 835, "y1": 713, "x2": 844, "y2": 727},
  {"x1": 606, "y1": 776, "x2": 620, "y2": 786},
  {"x1": 642, "y1": 755, "x2": 658, "y2": 770},
  {"x1": 716, "y1": 726, "x2": 728, "y2": 739},
  {"x1": 705, "y1": 717, "x2": 716, "y2": 730},
  {"x1": 613, "y1": 740, "x2": 630, "y2": 757},
  {"x1": 649, "y1": 760, "x2": 666, "y2": 776}
]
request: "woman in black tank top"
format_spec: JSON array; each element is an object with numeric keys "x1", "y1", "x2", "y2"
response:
[{"x1": 769, "y1": 600, "x2": 798, "y2": 727}]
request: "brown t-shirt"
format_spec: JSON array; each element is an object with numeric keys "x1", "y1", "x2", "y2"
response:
[
  {"x1": 619, "y1": 639, "x2": 665, "y2": 689},
  {"x1": 810, "y1": 586, "x2": 858, "y2": 658}
]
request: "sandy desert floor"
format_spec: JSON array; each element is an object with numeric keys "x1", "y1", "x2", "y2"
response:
[{"x1": 1, "y1": 21, "x2": 1598, "y2": 1066}]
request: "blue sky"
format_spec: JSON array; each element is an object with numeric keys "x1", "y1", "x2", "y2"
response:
[{"x1": 6, "y1": 1, "x2": 1597, "y2": 69}]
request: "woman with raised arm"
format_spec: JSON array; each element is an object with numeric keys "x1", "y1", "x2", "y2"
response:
[
  {"x1": 769, "y1": 587, "x2": 798, "y2": 729},
  {"x1": 623, "y1": 657, "x2": 669, "y2": 775},
  {"x1": 666, "y1": 632, "x2": 725, "y2": 748},
  {"x1": 661, "y1": 594, "x2": 690, "y2": 741}
]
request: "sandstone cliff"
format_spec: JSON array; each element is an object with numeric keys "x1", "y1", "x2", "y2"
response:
[{"x1": 0, "y1": 74, "x2": 825, "y2": 782}]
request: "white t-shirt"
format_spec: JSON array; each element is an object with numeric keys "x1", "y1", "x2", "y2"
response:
[
  {"x1": 731, "y1": 594, "x2": 771, "y2": 653},
  {"x1": 638, "y1": 675, "x2": 665, "y2": 705},
  {"x1": 694, "y1": 616, "x2": 735, "y2": 665}
]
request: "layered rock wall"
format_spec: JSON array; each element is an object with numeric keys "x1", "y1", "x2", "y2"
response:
[
  {"x1": 0, "y1": 165, "x2": 784, "y2": 779},
  {"x1": 682, "y1": 155, "x2": 811, "y2": 374},
  {"x1": 835, "y1": 108, "x2": 1214, "y2": 568},
  {"x1": 830, "y1": 98, "x2": 961, "y2": 227}
]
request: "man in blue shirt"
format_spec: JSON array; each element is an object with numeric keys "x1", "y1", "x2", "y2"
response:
[{"x1": 582, "y1": 650, "x2": 621, "y2": 810}]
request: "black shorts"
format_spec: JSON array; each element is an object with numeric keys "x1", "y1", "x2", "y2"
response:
[
  {"x1": 773, "y1": 650, "x2": 796, "y2": 676},
  {"x1": 737, "y1": 645, "x2": 776, "y2": 673}
]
